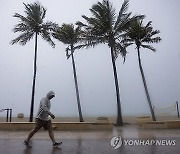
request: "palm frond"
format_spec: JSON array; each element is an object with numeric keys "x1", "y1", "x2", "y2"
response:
[
  {"x1": 65, "y1": 44, "x2": 90, "y2": 59},
  {"x1": 122, "y1": 18, "x2": 161, "y2": 52},
  {"x1": 142, "y1": 37, "x2": 161, "y2": 44},
  {"x1": 115, "y1": 14, "x2": 144, "y2": 34},
  {"x1": 83, "y1": 0, "x2": 116, "y2": 36},
  {"x1": 145, "y1": 21, "x2": 152, "y2": 29},
  {"x1": 23, "y1": 3, "x2": 33, "y2": 17},
  {"x1": 13, "y1": 13, "x2": 30, "y2": 24},
  {"x1": 123, "y1": 42, "x2": 133, "y2": 48},
  {"x1": 11, "y1": 2, "x2": 55, "y2": 48},
  {"x1": 76, "y1": 21, "x2": 88, "y2": 28},
  {"x1": 121, "y1": 38, "x2": 134, "y2": 44},
  {"x1": 146, "y1": 28, "x2": 160, "y2": 37},
  {"x1": 65, "y1": 46, "x2": 71, "y2": 59},
  {"x1": 114, "y1": 0, "x2": 129, "y2": 29},
  {"x1": 119, "y1": 0, "x2": 129, "y2": 15},
  {"x1": 11, "y1": 32, "x2": 34, "y2": 45},
  {"x1": 141, "y1": 44, "x2": 156, "y2": 52},
  {"x1": 152, "y1": 29, "x2": 160, "y2": 35},
  {"x1": 53, "y1": 24, "x2": 75, "y2": 44},
  {"x1": 53, "y1": 23, "x2": 91, "y2": 58},
  {"x1": 24, "y1": 2, "x2": 46, "y2": 24},
  {"x1": 41, "y1": 21, "x2": 58, "y2": 32},
  {"x1": 13, "y1": 23, "x2": 31, "y2": 33},
  {"x1": 91, "y1": 2, "x2": 105, "y2": 20},
  {"x1": 40, "y1": 30, "x2": 55, "y2": 48},
  {"x1": 104, "y1": 0, "x2": 116, "y2": 26},
  {"x1": 114, "y1": 42, "x2": 127, "y2": 62}
]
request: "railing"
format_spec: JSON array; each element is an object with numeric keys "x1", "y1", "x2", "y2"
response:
[
  {"x1": 153, "y1": 101, "x2": 180, "y2": 118},
  {"x1": 0, "y1": 108, "x2": 12, "y2": 122}
]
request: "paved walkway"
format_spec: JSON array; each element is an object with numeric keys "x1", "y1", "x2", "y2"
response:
[{"x1": 0, "y1": 125, "x2": 179, "y2": 154}]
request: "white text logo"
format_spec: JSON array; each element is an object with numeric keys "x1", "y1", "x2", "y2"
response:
[{"x1": 110, "y1": 136, "x2": 176, "y2": 149}]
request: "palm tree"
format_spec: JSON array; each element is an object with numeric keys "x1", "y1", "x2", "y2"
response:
[
  {"x1": 122, "y1": 19, "x2": 161, "y2": 121},
  {"x1": 76, "y1": 0, "x2": 143, "y2": 125},
  {"x1": 11, "y1": 2, "x2": 57, "y2": 122},
  {"x1": 53, "y1": 24, "x2": 84, "y2": 122}
]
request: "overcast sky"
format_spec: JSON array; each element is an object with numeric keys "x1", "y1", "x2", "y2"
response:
[{"x1": 0, "y1": 0, "x2": 180, "y2": 118}]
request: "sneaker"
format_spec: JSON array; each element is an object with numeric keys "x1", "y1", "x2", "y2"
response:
[
  {"x1": 53, "y1": 142, "x2": 62, "y2": 147},
  {"x1": 24, "y1": 140, "x2": 30, "y2": 147}
]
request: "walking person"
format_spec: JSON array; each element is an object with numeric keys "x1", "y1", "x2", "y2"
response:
[{"x1": 24, "y1": 91, "x2": 62, "y2": 147}]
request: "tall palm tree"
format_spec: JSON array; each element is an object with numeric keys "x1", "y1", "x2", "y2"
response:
[
  {"x1": 122, "y1": 19, "x2": 161, "y2": 121},
  {"x1": 53, "y1": 24, "x2": 84, "y2": 122},
  {"x1": 76, "y1": 0, "x2": 143, "y2": 125},
  {"x1": 11, "y1": 2, "x2": 57, "y2": 122}
]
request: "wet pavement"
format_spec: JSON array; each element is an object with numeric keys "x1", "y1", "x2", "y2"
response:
[{"x1": 0, "y1": 125, "x2": 179, "y2": 154}]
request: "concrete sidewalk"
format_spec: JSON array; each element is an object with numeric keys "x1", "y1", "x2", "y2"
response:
[{"x1": 0, "y1": 125, "x2": 179, "y2": 154}]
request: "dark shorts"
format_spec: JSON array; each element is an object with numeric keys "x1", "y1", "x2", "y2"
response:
[{"x1": 34, "y1": 118, "x2": 52, "y2": 131}]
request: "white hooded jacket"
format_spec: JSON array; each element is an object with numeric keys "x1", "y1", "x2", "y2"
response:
[{"x1": 36, "y1": 91, "x2": 55, "y2": 121}]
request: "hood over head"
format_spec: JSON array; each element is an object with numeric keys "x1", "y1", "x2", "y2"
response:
[{"x1": 47, "y1": 91, "x2": 55, "y2": 99}]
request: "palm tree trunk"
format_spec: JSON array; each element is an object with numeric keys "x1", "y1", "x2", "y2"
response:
[
  {"x1": 70, "y1": 45, "x2": 84, "y2": 122},
  {"x1": 137, "y1": 47, "x2": 156, "y2": 121},
  {"x1": 29, "y1": 32, "x2": 38, "y2": 122},
  {"x1": 110, "y1": 47, "x2": 123, "y2": 126}
]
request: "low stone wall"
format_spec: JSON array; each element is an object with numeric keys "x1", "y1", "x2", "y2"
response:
[
  {"x1": 165, "y1": 120, "x2": 180, "y2": 129},
  {"x1": 140, "y1": 120, "x2": 180, "y2": 129},
  {"x1": 0, "y1": 122, "x2": 113, "y2": 131},
  {"x1": 137, "y1": 116, "x2": 152, "y2": 126}
]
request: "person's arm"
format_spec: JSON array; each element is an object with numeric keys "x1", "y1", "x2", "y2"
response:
[{"x1": 41, "y1": 99, "x2": 55, "y2": 119}]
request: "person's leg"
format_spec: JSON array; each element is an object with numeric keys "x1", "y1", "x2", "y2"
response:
[
  {"x1": 25, "y1": 128, "x2": 39, "y2": 143},
  {"x1": 25, "y1": 119, "x2": 42, "y2": 143},
  {"x1": 49, "y1": 128, "x2": 56, "y2": 144},
  {"x1": 48, "y1": 125, "x2": 62, "y2": 146},
  {"x1": 45, "y1": 120, "x2": 56, "y2": 144},
  {"x1": 44, "y1": 120, "x2": 62, "y2": 146}
]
